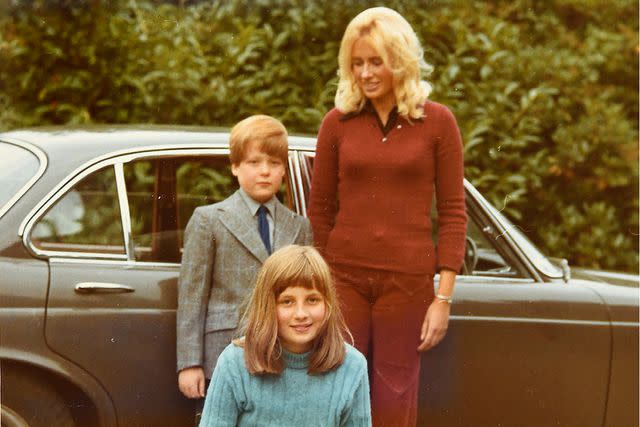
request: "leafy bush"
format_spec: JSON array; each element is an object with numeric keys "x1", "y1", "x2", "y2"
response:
[{"x1": 1, "y1": 0, "x2": 637, "y2": 272}]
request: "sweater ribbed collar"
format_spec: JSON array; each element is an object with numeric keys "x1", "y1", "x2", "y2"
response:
[
  {"x1": 339, "y1": 100, "x2": 401, "y2": 136},
  {"x1": 282, "y1": 349, "x2": 311, "y2": 370},
  {"x1": 339, "y1": 100, "x2": 425, "y2": 126}
]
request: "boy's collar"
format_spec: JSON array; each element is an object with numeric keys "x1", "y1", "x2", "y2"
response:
[{"x1": 238, "y1": 188, "x2": 276, "y2": 217}]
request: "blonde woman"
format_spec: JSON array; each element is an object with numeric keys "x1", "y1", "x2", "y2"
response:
[
  {"x1": 308, "y1": 7, "x2": 467, "y2": 426},
  {"x1": 199, "y1": 245, "x2": 371, "y2": 427}
]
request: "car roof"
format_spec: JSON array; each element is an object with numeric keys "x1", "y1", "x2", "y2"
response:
[{"x1": 0, "y1": 125, "x2": 317, "y2": 162}]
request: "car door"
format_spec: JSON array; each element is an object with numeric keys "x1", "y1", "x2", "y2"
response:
[
  {"x1": 25, "y1": 147, "x2": 297, "y2": 426},
  {"x1": 298, "y1": 150, "x2": 612, "y2": 427},
  {"x1": 417, "y1": 197, "x2": 611, "y2": 427}
]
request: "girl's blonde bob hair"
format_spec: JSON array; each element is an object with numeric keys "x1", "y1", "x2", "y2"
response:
[
  {"x1": 335, "y1": 7, "x2": 433, "y2": 120},
  {"x1": 235, "y1": 245, "x2": 349, "y2": 375}
]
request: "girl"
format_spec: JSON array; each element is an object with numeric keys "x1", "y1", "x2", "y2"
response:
[
  {"x1": 199, "y1": 245, "x2": 371, "y2": 427},
  {"x1": 308, "y1": 7, "x2": 467, "y2": 426}
]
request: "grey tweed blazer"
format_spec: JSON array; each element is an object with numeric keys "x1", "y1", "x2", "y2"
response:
[{"x1": 176, "y1": 190, "x2": 312, "y2": 377}]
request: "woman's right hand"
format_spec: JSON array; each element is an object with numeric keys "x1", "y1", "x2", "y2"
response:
[
  {"x1": 417, "y1": 299, "x2": 451, "y2": 352},
  {"x1": 178, "y1": 366, "x2": 206, "y2": 398}
]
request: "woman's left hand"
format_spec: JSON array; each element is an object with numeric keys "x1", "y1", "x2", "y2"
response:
[{"x1": 417, "y1": 299, "x2": 451, "y2": 352}]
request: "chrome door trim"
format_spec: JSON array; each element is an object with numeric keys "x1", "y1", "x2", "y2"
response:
[
  {"x1": 74, "y1": 282, "x2": 135, "y2": 294},
  {"x1": 449, "y1": 315, "x2": 611, "y2": 327},
  {"x1": 0, "y1": 138, "x2": 48, "y2": 219}
]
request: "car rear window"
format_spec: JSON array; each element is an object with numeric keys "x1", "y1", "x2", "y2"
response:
[{"x1": 0, "y1": 141, "x2": 42, "y2": 216}]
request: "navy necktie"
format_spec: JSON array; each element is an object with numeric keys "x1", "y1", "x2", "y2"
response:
[{"x1": 258, "y1": 205, "x2": 272, "y2": 254}]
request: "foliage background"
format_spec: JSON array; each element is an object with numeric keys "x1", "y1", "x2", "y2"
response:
[{"x1": 1, "y1": 0, "x2": 638, "y2": 272}]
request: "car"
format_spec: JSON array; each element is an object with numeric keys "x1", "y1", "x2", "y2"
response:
[{"x1": 1, "y1": 126, "x2": 638, "y2": 427}]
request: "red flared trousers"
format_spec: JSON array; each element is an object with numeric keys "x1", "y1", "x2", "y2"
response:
[{"x1": 333, "y1": 264, "x2": 434, "y2": 427}]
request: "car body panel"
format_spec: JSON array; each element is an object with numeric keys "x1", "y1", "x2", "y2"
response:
[
  {"x1": 0, "y1": 255, "x2": 118, "y2": 427},
  {"x1": 45, "y1": 259, "x2": 190, "y2": 426},
  {"x1": 418, "y1": 278, "x2": 611, "y2": 426},
  {"x1": 573, "y1": 277, "x2": 640, "y2": 427},
  {"x1": 603, "y1": 322, "x2": 639, "y2": 427},
  {"x1": 0, "y1": 126, "x2": 637, "y2": 427},
  {"x1": 1, "y1": 131, "x2": 310, "y2": 426}
]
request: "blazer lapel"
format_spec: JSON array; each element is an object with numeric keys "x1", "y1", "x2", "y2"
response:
[
  {"x1": 273, "y1": 200, "x2": 301, "y2": 251},
  {"x1": 218, "y1": 191, "x2": 269, "y2": 263}
]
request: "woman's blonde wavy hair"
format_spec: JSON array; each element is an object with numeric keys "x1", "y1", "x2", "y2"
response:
[
  {"x1": 234, "y1": 245, "x2": 350, "y2": 375},
  {"x1": 335, "y1": 7, "x2": 433, "y2": 120}
]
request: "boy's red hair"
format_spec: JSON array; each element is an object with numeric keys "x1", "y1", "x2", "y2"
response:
[{"x1": 229, "y1": 115, "x2": 288, "y2": 165}]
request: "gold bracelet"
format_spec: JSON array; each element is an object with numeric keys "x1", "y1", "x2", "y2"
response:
[{"x1": 435, "y1": 293, "x2": 453, "y2": 304}]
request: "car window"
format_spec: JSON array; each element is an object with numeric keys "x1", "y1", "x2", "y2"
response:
[
  {"x1": 0, "y1": 141, "x2": 42, "y2": 216},
  {"x1": 123, "y1": 155, "x2": 238, "y2": 263},
  {"x1": 31, "y1": 166, "x2": 125, "y2": 254},
  {"x1": 123, "y1": 154, "x2": 291, "y2": 263},
  {"x1": 481, "y1": 198, "x2": 562, "y2": 278},
  {"x1": 430, "y1": 200, "x2": 521, "y2": 277},
  {"x1": 464, "y1": 213, "x2": 520, "y2": 277}
]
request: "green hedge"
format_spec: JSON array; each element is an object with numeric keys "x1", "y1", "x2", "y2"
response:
[{"x1": 1, "y1": 0, "x2": 638, "y2": 272}]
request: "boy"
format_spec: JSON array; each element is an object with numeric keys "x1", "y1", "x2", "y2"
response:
[{"x1": 176, "y1": 115, "x2": 313, "y2": 413}]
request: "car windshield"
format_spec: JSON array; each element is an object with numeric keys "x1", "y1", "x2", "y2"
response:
[{"x1": 0, "y1": 141, "x2": 43, "y2": 217}]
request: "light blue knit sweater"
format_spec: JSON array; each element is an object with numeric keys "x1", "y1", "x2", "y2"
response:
[{"x1": 199, "y1": 343, "x2": 371, "y2": 427}]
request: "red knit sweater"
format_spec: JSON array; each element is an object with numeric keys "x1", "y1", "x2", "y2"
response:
[{"x1": 308, "y1": 101, "x2": 467, "y2": 275}]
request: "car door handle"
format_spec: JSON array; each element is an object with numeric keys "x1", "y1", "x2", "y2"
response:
[{"x1": 74, "y1": 282, "x2": 135, "y2": 294}]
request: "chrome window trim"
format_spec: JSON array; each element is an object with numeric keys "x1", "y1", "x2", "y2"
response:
[
  {"x1": 451, "y1": 275, "x2": 536, "y2": 284},
  {"x1": 611, "y1": 321, "x2": 640, "y2": 327},
  {"x1": 464, "y1": 193, "x2": 537, "y2": 281},
  {"x1": 296, "y1": 149, "x2": 315, "y2": 218},
  {"x1": 30, "y1": 250, "x2": 128, "y2": 261},
  {"x1": 23, "y1": 161, "x2": 128, "y2": 260},
  {"x1": 49, "y1": 257, "x2": 180, "y2": 269},
  {"x1": 114, "y1": 163, "x2": 134, "y2": 261},
  {"x1": 21, "y1": 147, "x2": 232, "y2": 259},
  {"x1": 464, "y1": 181, "x2": 542, "y2": 281},
  {"x1": 290, "y1": 151, "x2": 307, "y2": 216},
  {"x1": 18, "y1": 144, "x2": 232, "y2": 236},
  {"x1": 465, "y1": 180, "x2": 562, "y2": 280},
  {"x1": 287, "y1": 136, "x2": 317, "y2": 151},
  {"x1": 0, "y1": 138, "x2": 48, "y2": 219},
  {"x1": 287, "y1": 153, "x2": 301, "y2": 214}
]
